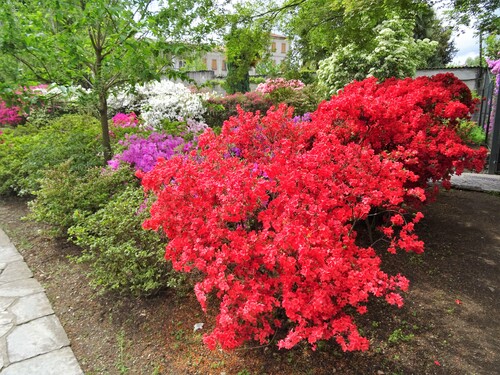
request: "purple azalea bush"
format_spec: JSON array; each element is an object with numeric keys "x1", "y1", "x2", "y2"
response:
[
  {"x1": 487, "y1": 58, "x2": 500, "y2": 93},
  {"x1": 108, "y1": 132, "x2": 193, "y2": 172},
  {"x1": 486, "y1": 58, "x2": 500, "y2": 132}
]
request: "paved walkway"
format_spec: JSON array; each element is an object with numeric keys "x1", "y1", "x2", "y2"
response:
[
  {"x1": 0, "y1": 229, "x2": 82, "y2": 375},
  {"x1": 450, "y1": 172, "x2": 500, "y2": 193}
]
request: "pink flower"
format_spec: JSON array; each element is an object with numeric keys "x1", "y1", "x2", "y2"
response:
[
  {"x1": 111, "y1": 112, "x2": 138, "y2": 128},
  {"x1": 255, "y1": 78, "x2": 305, "y2": 94}
]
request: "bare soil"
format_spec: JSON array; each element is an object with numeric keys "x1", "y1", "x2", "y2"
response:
[{"x1": 0, "y1": 189, "x2": 499, "y2": 375}]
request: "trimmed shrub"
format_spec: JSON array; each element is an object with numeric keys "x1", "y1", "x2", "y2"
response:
[
  {"x1": 27, "y1": 164, "x2": 136, "y2": 236},
  {"x1": 266, "y1": 84, "x2": 325, "y2": 116},
  {"x1": 0, "y1": 114, "x2": 102, "y2": 196},
  {"x1": 68, "y1": 186, "x2": 183, "y2": 296}
]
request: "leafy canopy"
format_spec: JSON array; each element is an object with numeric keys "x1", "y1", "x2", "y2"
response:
[
  {"x1": 317, "y1": 17, "x2": 438, "y2": 93},
  {"x1": 0, "y1": 0, "x2": 214, "y2": 160}
]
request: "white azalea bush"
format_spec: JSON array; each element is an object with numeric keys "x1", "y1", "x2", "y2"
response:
[
  {"x1": 318, "y1": 17, "x2": 438, "y2": 94},
  {"x1": 108, "y1": 80, "x2": 207, "y2": 129}
]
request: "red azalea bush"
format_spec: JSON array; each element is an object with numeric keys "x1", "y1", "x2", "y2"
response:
[
  {"x1": 313, "y1": 74, "x2": 486, "y2": 195},
  {"x1": 139, "y1": 75, "x2": 486, "y2": 352}
]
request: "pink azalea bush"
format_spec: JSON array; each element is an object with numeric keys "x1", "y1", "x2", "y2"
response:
[
  {"x1": 255, "y1": 78, "x2": 305, "y2": 94},
  {"x1": 111, "y1": 112, "x2": 139, "y2": 128},
  {"x1": 0, "y1": 101, "x2": 23, "y2": 126}
]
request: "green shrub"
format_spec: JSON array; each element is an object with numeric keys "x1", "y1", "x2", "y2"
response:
[
  {"x1": 68, "y1": 186, "x2": 183, "y2": 296},
  {"x1": 0, "y1": 125, "x2": 38, "y2": 195},
  {"x1": 203, "y1": 92, "x2": 273, "y2": 128},
  {"x1": 267, "y1": 85, "x2": 325, "y2": 115},
  {"x1": 27, "y1": 163, "x2": 136, "y2": 236},
  {"x1": 456, "y1": 119, "x2": 486, "y2": 145},
  {"x1": 0, "y1": 114, "x2": 102, "y2": 196},
  {"x1": 201, "y1": 86, "x2": 324, "y2": 130}
]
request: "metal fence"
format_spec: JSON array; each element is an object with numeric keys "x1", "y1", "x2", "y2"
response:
[{"x1": 478, "y1": 68, "x2": 500, "y2": 174}]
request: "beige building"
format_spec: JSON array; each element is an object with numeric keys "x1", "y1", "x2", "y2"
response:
[{"x1": 174, "y1": 34, "x2": 290, "y2": 77}]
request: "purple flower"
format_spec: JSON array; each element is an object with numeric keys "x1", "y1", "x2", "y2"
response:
[
  {"x1": 293, "y1": 112, "x2": 312, "y2": 124},
  {"x1": 108, "y1": 132, "x2": 193, "y2": 172}
]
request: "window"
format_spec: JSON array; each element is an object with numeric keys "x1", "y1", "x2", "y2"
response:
[
  {"x1": 211, "y1": 59, "x2": 218, "y2": 71},
  {"x1": 178, "y1": 60, "x2": 185, "y2": 69},
  {"x1": 222, "y1": 60, "x2": 227, "y2": 71},
  {"x1": 281, "y1": 43, "x2": 286, "y2": 53},
  {"x1": 271, "y1": 42, "x2": 276, "y2": 52}
]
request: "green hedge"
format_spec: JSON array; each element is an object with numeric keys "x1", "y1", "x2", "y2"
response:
[
  {"x1": 68, "y1": 186, "x2": 184, "y2": 296},
  {"x1": 0, "y1": 114, "x2": 102, "y2": 196}
]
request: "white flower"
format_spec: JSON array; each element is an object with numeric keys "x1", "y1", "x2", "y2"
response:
[{"x1": 109, "y1": 80, "x2": 206, "y2": 129}]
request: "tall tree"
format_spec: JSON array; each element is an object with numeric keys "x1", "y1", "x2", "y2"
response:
[
  {"x1": 224, "y1": 23, "x2": 271, "y2": 94},
  {"x1": 442, "y1": 0, "x2": 500, "y2": 33},
  {"x1": 0, "y1": 0, "x2": 212, "y2": 162},
  {"x1": 277, "y1": 0, "x2": 427, "y2": 66},
  {"x1": 317, "y1": 17, "x2": 438, "y2": 93},
  {"x1": 414, "y1": 5, "x2": 457, "y2": 66},
  {"x1": 246, "y1": 1, "x2": 457, "y2": 68}
]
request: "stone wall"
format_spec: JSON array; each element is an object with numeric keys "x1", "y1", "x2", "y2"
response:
[{"x1": 415, "y1": 67, "x2": 482, "y2": 93}]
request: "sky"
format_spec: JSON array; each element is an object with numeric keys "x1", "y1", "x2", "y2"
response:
[
  {"x1": 434, "y1": 4, "x2": 481, "y2": 66},
  {"x1": 452, "y1": 27, "x2": 480, "y2": 65}
]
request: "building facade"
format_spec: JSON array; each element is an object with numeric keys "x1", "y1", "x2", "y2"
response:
[{"x1": 174, "y1": 34, "x2": 290, "y2": 77}]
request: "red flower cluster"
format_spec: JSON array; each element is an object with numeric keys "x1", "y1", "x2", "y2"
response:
[
  {"x1": 314, "y1": 74, "x2": 486, "y2": 196},
  {"x1": 139, "y1": 75, "x2": 486, "y2": 352}
]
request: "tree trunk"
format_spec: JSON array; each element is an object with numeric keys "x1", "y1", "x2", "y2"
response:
[
  {"x1": 99, "y1": 90, "x2": 112, "y2": 163},
  {"x1": 94, "y1": 39, "x2": 112, "y2": 163},
  {"x1": 226, "y1": 62, "x2": 250, "y2": 94}
]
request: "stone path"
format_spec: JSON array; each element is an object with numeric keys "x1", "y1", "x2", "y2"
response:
[
  {"x1": 0, "y1": 228, "x2": 82, "y2": 375},
  {"x1": 450, "y1": 172, "x2": 500, "y2": 193}
]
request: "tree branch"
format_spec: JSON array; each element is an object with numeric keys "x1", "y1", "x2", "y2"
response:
[
  {"x1": 11, "y1": 53, "x2": 51, "y2": 83},
  {"x1": 249, "y1": 0, "x2": 310, "y2": 21}
]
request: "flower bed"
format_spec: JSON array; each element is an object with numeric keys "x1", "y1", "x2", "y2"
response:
[{"x1": 139, "y1": 74, "x2": 486, "y2": 352}]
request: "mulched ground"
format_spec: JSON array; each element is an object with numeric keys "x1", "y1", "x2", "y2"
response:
[{"x1": 0, "y1": 188, "x2": 498, "y2": 375}]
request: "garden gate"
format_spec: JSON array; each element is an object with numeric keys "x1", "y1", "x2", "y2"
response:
[{"x1": 478, "y1": 68, "x2": 500, "y2": 174}]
